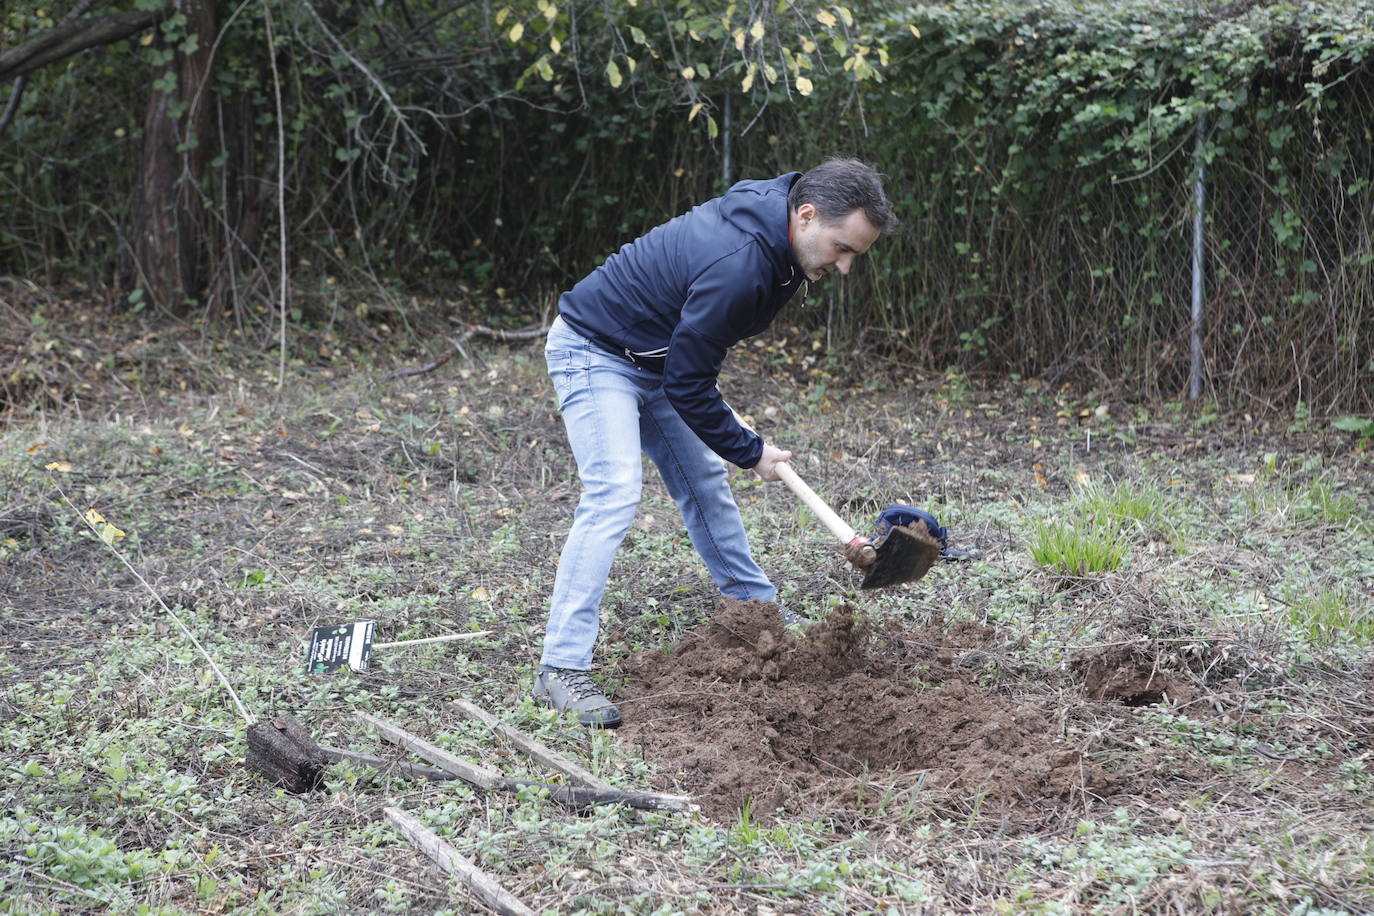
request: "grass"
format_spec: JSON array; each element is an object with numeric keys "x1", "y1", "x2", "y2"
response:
[
  {"x1": 2, "y1": 302, "x2": 1373, "y2": 913},
  {"x1": 1028, "y1": 517, "x2": 1128, "y2": 576}
]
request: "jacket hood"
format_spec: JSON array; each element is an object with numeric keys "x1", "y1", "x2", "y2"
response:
[{"x1": 717, "y1": 173, "x2": 802, "y2": 276}]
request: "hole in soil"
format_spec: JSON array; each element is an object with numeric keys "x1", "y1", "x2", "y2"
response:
[{"x1": 616, "y1": 599, "x2": 1110, "y2": 822}]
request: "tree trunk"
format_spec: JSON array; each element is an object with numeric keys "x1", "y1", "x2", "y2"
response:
[{"x1": 131, "y1": 0, "x2": 217, "y2": 313}]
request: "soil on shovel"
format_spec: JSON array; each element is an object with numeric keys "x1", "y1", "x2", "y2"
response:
[{"x1": 616, "y1": 599, "x2": 1108, "y2": 823}]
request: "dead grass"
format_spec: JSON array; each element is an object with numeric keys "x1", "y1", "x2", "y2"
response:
[{"x1": 1, "y1": 292, "x2": 1372, "y2": 914}]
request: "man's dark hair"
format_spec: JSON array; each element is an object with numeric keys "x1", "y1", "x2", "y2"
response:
[{"x1": 788, "y1": 158, "x2": 898, "y2": 234}]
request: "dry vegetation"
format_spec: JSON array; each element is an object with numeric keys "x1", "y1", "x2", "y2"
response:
[{"x1": 2, "y1": 291, "x2": 1372, "y2": 914}]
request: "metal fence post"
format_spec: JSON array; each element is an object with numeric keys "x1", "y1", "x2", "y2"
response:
[{"x1": 1189, "y1": 110, "x2": 1207, "y2": 400}]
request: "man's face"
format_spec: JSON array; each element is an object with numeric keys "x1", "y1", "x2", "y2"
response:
[{"x1": 789, "y1": 203, "x2": 881, "y2": 283}]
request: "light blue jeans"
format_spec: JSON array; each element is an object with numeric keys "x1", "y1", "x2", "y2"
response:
[{"x1": 540, "y1": 316, "x2": 776, "y2": 670}]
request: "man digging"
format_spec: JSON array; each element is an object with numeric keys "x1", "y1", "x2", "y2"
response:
[{"x1": 535, "y1": 159, "x2": 896, "y2": 728}]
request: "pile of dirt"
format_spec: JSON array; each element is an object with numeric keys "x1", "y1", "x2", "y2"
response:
[{"x1": 616, "y1": 599, "x2": 1108, "y2": 822}]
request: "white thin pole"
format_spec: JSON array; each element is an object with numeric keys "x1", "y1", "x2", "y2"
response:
[
  {"x1": 1189, "y1": 111, "x2": 1207, "y2": 400},
  {"x1": 722, "y1": 93, "x2": 734, "y2": 189}
]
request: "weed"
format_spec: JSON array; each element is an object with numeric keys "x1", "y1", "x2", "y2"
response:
[
  {"x1": 1029, "y1": 517, "x2": 1127, "y2": 575},
  {"x1": 1285, "y1": 586, "x2": 1374, "y2": 646}
]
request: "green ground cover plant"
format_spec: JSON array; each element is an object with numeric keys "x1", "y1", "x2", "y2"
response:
[{"x1": 1, "y1": 301, "x2": 1372, "y2": 913}]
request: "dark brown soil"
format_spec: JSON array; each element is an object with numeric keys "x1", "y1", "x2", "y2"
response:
[
  {"x1": 616, "y1": 598, "x2": 1110, "y2": 822},
  {"x1": 1072, "y1": 645, "x2": 1196, "y2": 706}
]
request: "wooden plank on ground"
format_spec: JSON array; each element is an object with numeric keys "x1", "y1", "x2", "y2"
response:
[
  {"x1": 384, "y1": 806, "x2": 535, "y2": 916},
  {"x1": 451, "y1": 698, "x2": 617, "y2": 792},
  {"x1": 356, "y1": 711, "x2": 503, "y2": 789}
]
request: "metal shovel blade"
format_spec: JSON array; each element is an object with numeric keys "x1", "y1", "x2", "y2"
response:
[{"x1": 859, "y1": 521, "x2": 940, "y2": 589}]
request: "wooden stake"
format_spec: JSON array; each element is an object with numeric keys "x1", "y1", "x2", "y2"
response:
[
  {"x1": 373, "y1": 631, "x2": 491, "y2": 650},
  {"x1": 355, "y1": 712, "x2": 697, "y2": 813},
  {"x1": 451, "y1": 698, "x2": 618, "y2": 792},
  {"x1": 384, "y1": 806, "x2": 535, "y2": 916},
  {"x1": 356, "y1": 711, "x2": 503, "y2": 790}
]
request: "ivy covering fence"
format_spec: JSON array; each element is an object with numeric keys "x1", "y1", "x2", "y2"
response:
[{"x1": 1, "y1": 0, "x2": 1371, "y2": 411}]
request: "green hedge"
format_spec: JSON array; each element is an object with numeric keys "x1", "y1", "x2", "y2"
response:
[{"x1": 1, "y1": 0, "x2": 1370, "y2": 410}]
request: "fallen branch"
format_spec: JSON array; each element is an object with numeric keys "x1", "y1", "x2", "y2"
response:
[
  {"x1": 386, "y1": 324, "x2": 549, "y2": 380},
  {"x1": 318, "y1": 745, "x2": 452, "y2": 782},
  {"x1": 356, "y1": 711, "x2": 697, "y2": 813},
  {"x1": 384, "y1": 806, "x2": 535, "y2": 916}
]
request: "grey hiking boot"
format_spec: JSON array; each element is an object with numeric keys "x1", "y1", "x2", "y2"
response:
[
  {"x1": 939, "y1": 542, "x2": 984, "y2": 561},
  {"x1": 532, "y1": 666, "x2": 622, "y2": 728}
]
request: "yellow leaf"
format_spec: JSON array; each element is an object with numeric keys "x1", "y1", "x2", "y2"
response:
[
  {"x1": 909, "y1": 24, "x2": 921, "y2": 39},
  {"x1": 550, "y1": 36, "x2": 561, "y2": 53},
  {"x1": 542, "y1": 1, "x2": 557, "y2": 21},
  {"x1": 750, "y1": 18, "x2": 765, "y2": 42},
  {"x1": 681, "y1": 65, "x2": 695, "y2": 79},
  {"x1": 816, "y1": 10, "x2": 837, "y2": 28},
  {"x1": 734, "y1": 29, "x2": 745, "y2": 51},
  {"x1": 85, "y1": 508, "x2": 106, "y2": 527},
  {"x1": 689, "y1": 102, "x2": 704, "y2": 121},
  {"x1": 795, "y1": 75, "x2": 814, "y2": 96},
  {"x1": 763, "y1": 63, "x2": 778, "y2": 83},
  {"x1": 508, "y1": 22, "x2": 524, "y2": 42},
  {"x1": 100, "y1": 523, "x2": 126, "y2": 547},
  {"x1": 471, "y1": 586, "x2": 492, "y2": 601},
  {"x1": 45, "y1": 460, "x2": 73, "y2": 473},
  {"x1": 626, "y1": 56, "x2": 637, "y2": 72},
  {"x1": 689, "y1": 29, "x2": 702, "y2": 41},
  {"x1": 837, "y1": 6, "x2": 854, "y2": 26},
  {"x1": 496, "y1": 6, "x2": 510, "y2": 25},
  {"x1": 741, "y1": 64, "x2": 756, "y2": 92},
  {"x1": 140, "y1": 31, "x2": 154, "y2": 46},
  {"x1": 801, "y1": 37, "x2": 816, "y2": 53},
  {"x1": 606, "y1": 59, "x2": 622, "y2": 87}
]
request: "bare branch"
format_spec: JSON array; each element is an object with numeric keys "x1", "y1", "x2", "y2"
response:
[{"x1": 0, "y1": 10, "x2": 166, "y2": 81}]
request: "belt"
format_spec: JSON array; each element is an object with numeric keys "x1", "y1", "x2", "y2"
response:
[{"x1": 559, "y1": 314, "x2": 666, "y2": 374}]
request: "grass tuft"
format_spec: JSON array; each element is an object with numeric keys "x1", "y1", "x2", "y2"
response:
[{"x1": 1029, "y1": 517, "x2": 1128, "y2": 575}]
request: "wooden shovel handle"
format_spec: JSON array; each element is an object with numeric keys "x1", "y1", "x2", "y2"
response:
[{"x1": 774, "y1": 462, "x2": 875, "y2": 563}]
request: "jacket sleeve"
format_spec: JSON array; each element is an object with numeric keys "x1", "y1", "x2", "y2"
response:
[{"x1": 661, "y1": 251, "x2": 768, "y2": 467}]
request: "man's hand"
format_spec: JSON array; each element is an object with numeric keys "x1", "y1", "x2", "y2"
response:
[{"x1": 752, "y1": 442, "x2": 793, "y2": 482}]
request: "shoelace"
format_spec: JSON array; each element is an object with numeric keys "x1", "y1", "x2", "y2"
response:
[{"x1": 550, "y1": 668, "x2": 603, "y2": 701}]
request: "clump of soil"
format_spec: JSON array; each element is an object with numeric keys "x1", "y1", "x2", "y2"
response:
[
  {"x1": 616, "y1": 599, "x2": 1108, "y2": 822},
  {"x1": 1072, "y1": 645, "x2": 1196, "y2": 706}
]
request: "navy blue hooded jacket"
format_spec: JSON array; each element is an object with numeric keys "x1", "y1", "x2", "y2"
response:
[{"x1": 559, "y1": 173, "x2": 806, "y2": 469}]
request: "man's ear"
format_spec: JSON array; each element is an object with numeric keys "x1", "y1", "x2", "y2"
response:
[{"x1": 794, "y1": 202, "x2": 817, "y2": 227}]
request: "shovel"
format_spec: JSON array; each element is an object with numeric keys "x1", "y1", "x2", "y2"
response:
[{"x1": 774, "y1": 462, "x2": 939, "y2": 589}]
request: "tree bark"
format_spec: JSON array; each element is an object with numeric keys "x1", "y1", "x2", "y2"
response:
[{"x1": 131, "y1": 0, "x2": 217, "y2": 312}]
